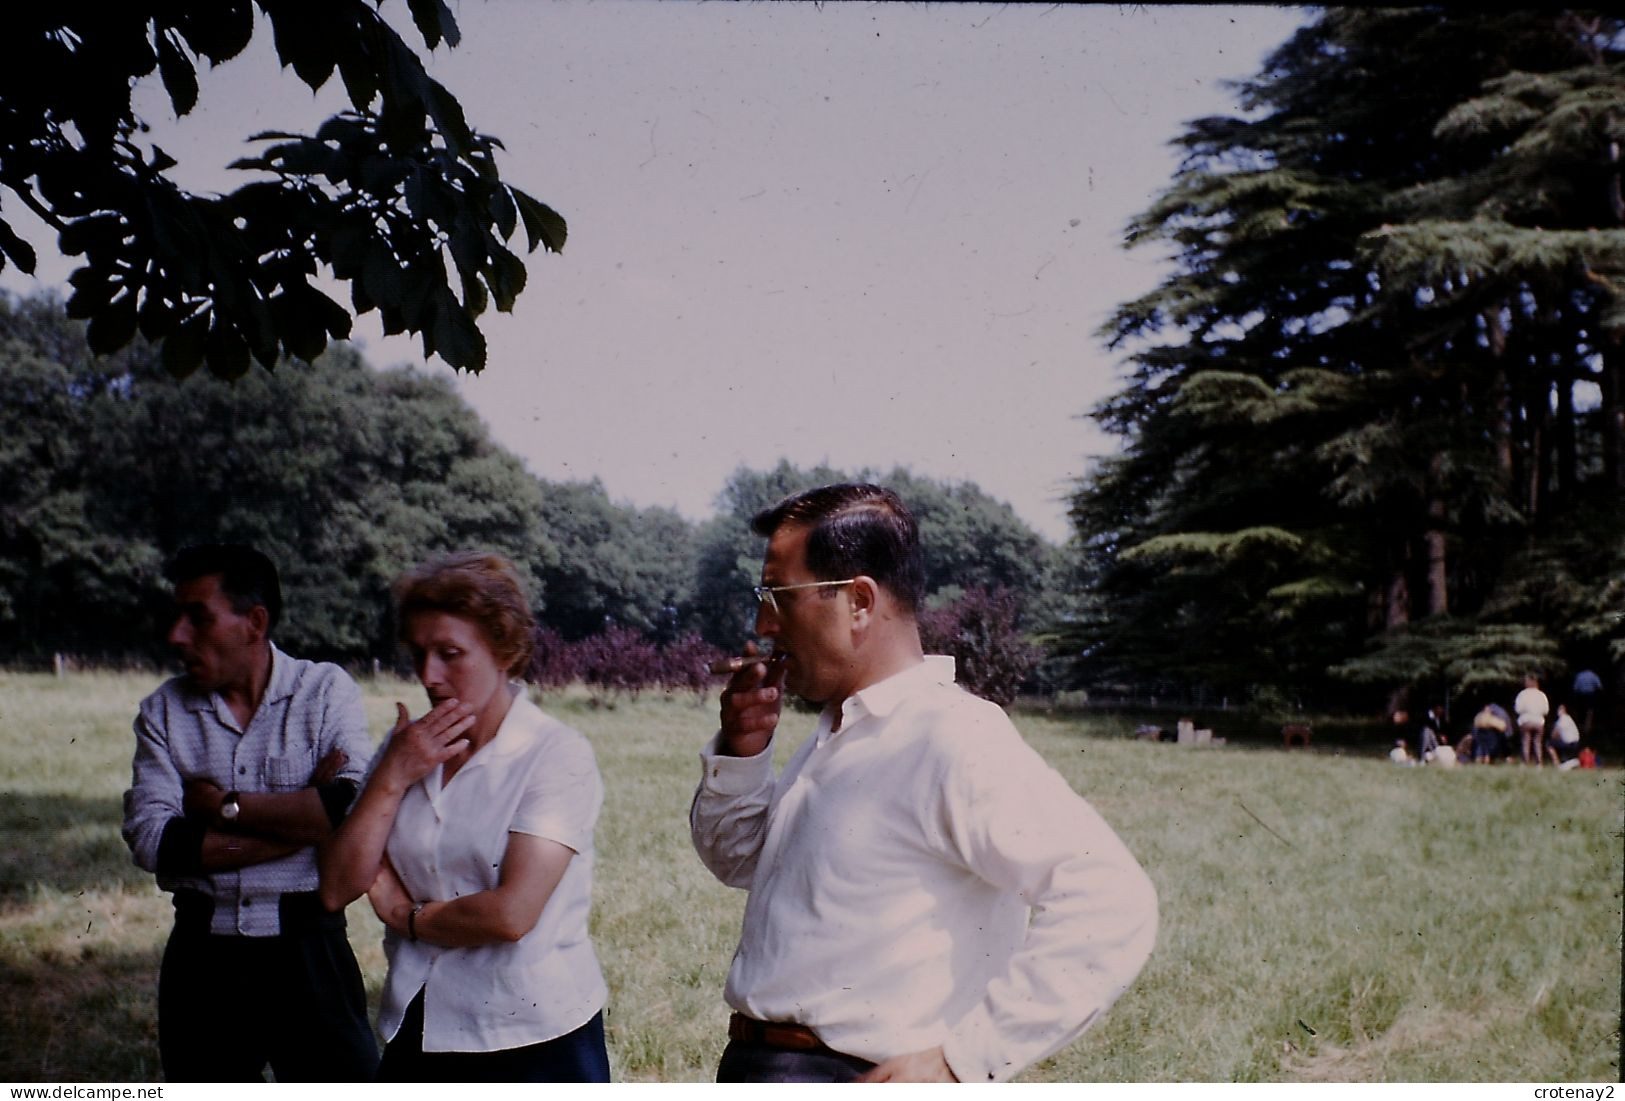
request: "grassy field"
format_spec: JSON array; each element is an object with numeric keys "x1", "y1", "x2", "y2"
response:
[{"x1": 0, "y1": 670, "x2": 1619, "y2": 1082}]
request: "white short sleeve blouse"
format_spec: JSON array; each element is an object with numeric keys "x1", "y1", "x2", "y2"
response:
[{"x1": 376, "y1": 687, "x2": 607, "y2": 1053}]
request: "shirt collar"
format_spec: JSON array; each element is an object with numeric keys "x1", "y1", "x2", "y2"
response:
[
  {"x1": 263, "y1": 643, "x2": 297, "y2": 704},
  {"x1": 460, "y1": 684, "x2": 537, "y2": 768},
  {"x1": 180, "y1": 642, "x2": 290, "y2": 714},
  {"x1": 834, "y1": 654, "x2": 956, "y2": 730}
]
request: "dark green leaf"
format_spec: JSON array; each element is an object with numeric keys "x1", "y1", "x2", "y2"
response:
[
  {"x1": 156, "y1": 31, "x2": 200, "y2": 116},
  {"x1": 204, "y1": 318, "x2": 252, "y2": 380},
  {"x1": 59, "y1": 214, "x2": 125, "y2": 258},
  {"x1": 405, "y1": 0, "x2": 461, "y2": 50},
  {"x1": 448, "y1": 214, "x2": 485, "y2": 280},
  {"x1": 431, "y1": 296, "x2": 485, "y2": 372},
  {"x1": 310, "y1": 287, "x2": 354, "y2": 339},
  {"x1": 460, "y1": 270, "x2": 488, "y2": 318},
  {"x1": 487, "y1": 245, "x2": 526, "y2": 313},
  {"x1": 0, "y1": 219, "x2": 38, "y2": 274},
  {"x1": 160, "y1": 317, "x2": 209, "y2": 379},
  {"x1": 243, "y1": 294, "x2": 280, "y2": 368},
  {"x1": 65, "y1": 266, "x2": 118, "y2": 318},
  {"x1": 362, "y1": 247, "x2": 405, "y2": 313},
  {"x1": 270, "y1": 12, "x2": 338, "y2": 92},
  {"x1": 424, "y1": 82, "x2": 474, "y2": 159},
  {"x1": 328, "y1": 220, "x2": 371, "y2": 277},
  {"x1": 488, "y1": 188, "x2": 517, "y2": 240},
  {"x1": 86, "y1": 294, "x2": 140, "y2": 355},
  {"x1": 316, "y1": 115, "x2": 369, "y2": 144},
  {"x1": 137, "y1": 292, "x2": 179, "y2": 340},
  {"x1": 512, "y1": 189, "x2": 567, "y2": 254},
  {"x1": 261, "y1": 139, "x2": 339, "y2": 177},
  {"x1": 336, "y1": 53, "x2": 380, "y2": 111},
  {"x1": 179, "y1": 1, "x2": 254, "y2": 65}
]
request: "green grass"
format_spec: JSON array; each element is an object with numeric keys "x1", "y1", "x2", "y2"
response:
[{"x1": 1, "y1": 671, "x2": 1619, "y2": 1081}]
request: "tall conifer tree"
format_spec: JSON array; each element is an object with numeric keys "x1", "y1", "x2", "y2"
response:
[{"x1": 1068, "y1": 10, "x2": 1624, "y2": 705}]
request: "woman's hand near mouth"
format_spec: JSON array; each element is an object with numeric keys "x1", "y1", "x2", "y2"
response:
[{"x1": 374, "y1": 698, "x2": 476, "y2": 794}]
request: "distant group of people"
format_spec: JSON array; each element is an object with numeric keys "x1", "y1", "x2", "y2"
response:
[
  {"x1": 1390, "y1": 671, "x2": 1602, "y2": 770},
  {"x1": 120, "y1": 484, "x2": 1158, "y2": 1083}
]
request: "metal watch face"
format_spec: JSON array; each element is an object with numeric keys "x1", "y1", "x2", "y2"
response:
[{"x1": 221, "y1": 794, "x2": 241, "y2": 821}]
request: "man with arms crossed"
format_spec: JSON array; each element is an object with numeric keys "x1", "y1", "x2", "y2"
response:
[
  {"x1": 122, "y1": 544, "x2": 378, "y2": 1081},
  {"x1": 691, "y1": 484, "x2": 1158, "y2": 1083}
]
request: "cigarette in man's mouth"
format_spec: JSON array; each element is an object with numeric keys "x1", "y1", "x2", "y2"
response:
[{"x1": 707, "y1": 651, "x2": 781, "y2": 675}]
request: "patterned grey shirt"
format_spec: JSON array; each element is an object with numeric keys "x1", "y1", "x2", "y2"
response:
[{"x1": 122, "y1": 644, "x2": 374, "y2": 936}]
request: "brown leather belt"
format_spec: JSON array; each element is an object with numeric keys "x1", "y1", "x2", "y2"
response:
[{"x1": 728, "y1": 1012, "x2": 836, "y2": 1054}]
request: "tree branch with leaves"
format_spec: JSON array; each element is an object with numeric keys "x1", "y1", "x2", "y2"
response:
[{"x1": 0, "y1": 1, "x2": 564, "y2": 378}]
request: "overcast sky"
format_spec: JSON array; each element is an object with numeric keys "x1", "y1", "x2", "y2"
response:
[{"x1": 3, "y1": 1, "x2": 1308, "y2": 541}]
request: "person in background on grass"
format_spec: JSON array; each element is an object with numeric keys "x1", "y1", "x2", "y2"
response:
[
  {"x1": 1571, "y1": 668, "x2": 1602, "y2": 736},
  {"x1": 1515, "y1": 674, "x2": 1550, "y2": 766},
  {"x1": 1471, "y1": 703, "x2": 1510, "y2": 764},
  {"x1": 691, "y1": 483, "x2": 1157, "y2": 1083},
  {"x1": 121, "y1": 544, "x2": 378, "y2": 1082},
  {"x1": 1417, "y1": 705, "x2": 1444, "y2": 762},
  {"x1": 1390, "y1": 709, "x2": 1421, "y2": 763},
  {"x1": 1428, "y1": 734, "x2": 1458, "y2": 768},
  {"x1": 319, "y1": 551, "x2": 610, "y2": 1082},
  {"x1": 1547, "y1": 704, "x2": 1582, "y2": 769}
]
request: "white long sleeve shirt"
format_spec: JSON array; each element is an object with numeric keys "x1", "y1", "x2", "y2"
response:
[{"x1": 690, "y1": 657, "x2": 1157, "y2": 1083}]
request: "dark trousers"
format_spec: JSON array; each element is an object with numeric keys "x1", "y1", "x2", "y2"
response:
[
  {"x1": 377, "y1": 989, "x2": 611, "y2": 1082},
  {"x1": 716, "y1": 1038, "x2": 875, "y2": 1083},
  {"x1": 158, "y1": 893, "x2": 378, "y2": 1082}
]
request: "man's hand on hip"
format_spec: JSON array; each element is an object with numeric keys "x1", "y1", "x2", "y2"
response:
[{"x1": 856, "y1": 1045, "x2": 959, "y2": 1083}]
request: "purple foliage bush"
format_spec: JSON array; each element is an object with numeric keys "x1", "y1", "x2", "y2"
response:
[
  {"x1": 527, "y1": 625, "x2": 727, "y2": 704},
  {"x1": 657, "y1": 633, "x2": 729, "y2": 698},
  {"x1": 528, "y1": 626, "x2": 580, "y2": 692},
  {"x1": 917, "y1": 586, "x2": 1041, "y2": 708},
  {"x1": 577, "y1": 624, "x2": 660, "y2": 701}
]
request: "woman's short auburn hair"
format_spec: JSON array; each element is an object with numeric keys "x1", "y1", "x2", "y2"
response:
[{"x1": 393, "y1": 551, "x2": 535, "y2": 677}]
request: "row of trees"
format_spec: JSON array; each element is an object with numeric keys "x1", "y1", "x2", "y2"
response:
[
  {"x1": 0, "y1": 293, "x2": 1052, "y2": 697},
  {"x1": 1065, "y1": 10, "x2": 1625, "y2": 710}
]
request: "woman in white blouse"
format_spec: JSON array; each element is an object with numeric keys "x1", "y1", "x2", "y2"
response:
[{"x1": 319, "y1": 552, "x2": 609, "y2": 1081}]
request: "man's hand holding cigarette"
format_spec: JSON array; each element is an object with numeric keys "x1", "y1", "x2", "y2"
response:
[{"x1": 713, "y1": 642, "x2": 786, "y2": 758}]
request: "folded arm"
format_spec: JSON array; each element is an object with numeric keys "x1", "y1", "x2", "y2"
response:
[
  {"x1": 318, "y1": 699, "x2": 476, "y2": 911},
  {"x1": 123, "y1": 712, "x2": 300, "y2": 875},
  {"x1": 369, "y1": 832, "x2": 575, "y2": 947},
  {"x1": 182, "y1": 751, "x2": 351, "y2": 848}
]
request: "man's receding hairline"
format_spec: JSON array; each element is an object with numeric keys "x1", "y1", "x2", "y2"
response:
[{"x1": 757, "y1": 492, "x2": 904, "y2": 536}]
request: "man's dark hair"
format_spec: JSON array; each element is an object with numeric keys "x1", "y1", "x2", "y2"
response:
[
  {"x1": 751, "y1": 483, "x2": 926, "y2": 613},
  {"x1": 165, "y1": 544, "x2": 283, "y2": 632}
]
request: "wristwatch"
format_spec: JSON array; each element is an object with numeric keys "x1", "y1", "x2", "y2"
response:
[{"x1": 220, "y1": 791, "x2": 241, "y2": 823}]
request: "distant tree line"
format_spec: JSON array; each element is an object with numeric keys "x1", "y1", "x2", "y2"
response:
[
  {"x1": 1064, "y1": 9, "x2": 1625, "y2": 713},
  {"x1": 0, "y1": 293, "x2": 1052, "y2": 702}
]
